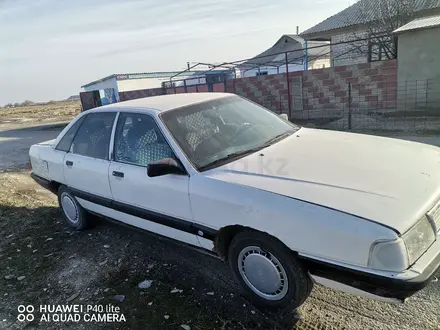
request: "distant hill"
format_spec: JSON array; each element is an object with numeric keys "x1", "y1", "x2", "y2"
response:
[
  {"x1": 2, "y1": 97, "x2": 81, "y2": 108},
  {"x1": 67, "y1": 95, "x2": 80, "y2": 101}
]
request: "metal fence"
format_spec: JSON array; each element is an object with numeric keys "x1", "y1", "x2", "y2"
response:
[
  {"x1": 251, "y1": 79, "x2": 440, "y2": 132},
  {"x1": 116, "y1": 77, "x2": 440, "y2": 133}
]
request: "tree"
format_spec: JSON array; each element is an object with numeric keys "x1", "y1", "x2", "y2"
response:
[
  {"x1": 361, "y1": 0, "x2": 415, "y2": 61},
  {"x1": 20, "y1": 100, "x2": 35, "y2": 107},
  {"x1": 338, "y1": 0, "x2": 432, "y2": 63}
]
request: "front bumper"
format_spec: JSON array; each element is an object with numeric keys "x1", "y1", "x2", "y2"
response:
[{"x1": 301, "y1": 239, "x2": 440, "y2": 301}]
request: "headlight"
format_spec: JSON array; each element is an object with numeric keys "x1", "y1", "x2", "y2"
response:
[
  {"x1": 402, "y1": 216, "x2": 436, "y2": 265},
  {"x1": 369, "y1": 238, "x2": 409, "y2": 272}
]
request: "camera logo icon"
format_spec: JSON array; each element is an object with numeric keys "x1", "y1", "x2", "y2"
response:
[{"x1": 17, "y1": 305, "x2": 34, "y2": 322}]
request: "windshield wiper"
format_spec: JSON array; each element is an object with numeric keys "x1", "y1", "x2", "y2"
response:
[
  {"x1": 261, "y1": 131, "x2": 294, "y2": 147},
  {"x1": 224, "y1": 145, "x2": 267, "y2": 159},
  {"x1": 198, "y1": 146, "x2": 265, "y2": 172},
  {"x1": 226, "y1": 132, "x2": 292, "y2": 158},
  {"x1": 197, "y1": 132, "x2": 294, "y2": 172}
]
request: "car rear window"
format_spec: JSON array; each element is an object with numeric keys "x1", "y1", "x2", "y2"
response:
[{"x1": 70, "y1": 112, "x2": 116, "y2": 160}]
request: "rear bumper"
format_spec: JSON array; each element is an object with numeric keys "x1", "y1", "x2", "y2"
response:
[
  {"x1": 30, "y1": 173, "x2": 53, "y2": 192},
  {"x1": 301, "y1": 247, "x2": 440, "y2": 302}
]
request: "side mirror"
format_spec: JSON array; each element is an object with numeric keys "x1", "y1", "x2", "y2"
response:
[
  {"x1": 279, "y1": 114, "x2": 288, "y2": 121},
  {"x1": 147, "y1": 158, "x2": 186, "y2": 177}
]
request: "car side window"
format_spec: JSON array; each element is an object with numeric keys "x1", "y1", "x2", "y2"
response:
[
  {"x1": 114, "y1": 113, "x2": 174, "y2": 166},
  {"x1": 56, "y1": 116, "x2": 86, "y2": 152},
  {"x1": 71, "y1": 112, "x2": 116, "y2": 160}
]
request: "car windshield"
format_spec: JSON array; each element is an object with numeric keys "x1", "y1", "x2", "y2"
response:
[{"x1": 160, "y1": 95, "x2": 300, "y2": 171}]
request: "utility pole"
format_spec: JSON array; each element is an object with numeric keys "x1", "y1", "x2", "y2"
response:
[{"x1": 285, "y1": 52, "x2": 292, "y2": 119}]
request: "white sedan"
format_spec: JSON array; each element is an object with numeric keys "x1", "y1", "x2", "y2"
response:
[{"x1": 29, "y1": 93, "x2": 440, "y2": 310}]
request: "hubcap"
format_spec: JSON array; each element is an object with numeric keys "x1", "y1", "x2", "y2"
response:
[
  {"x1": 238, "y1": 246, "x2": 288, "y2": 300},
  {"x1": 61, "y1": 192, "x2": 79, "y2": 224}
]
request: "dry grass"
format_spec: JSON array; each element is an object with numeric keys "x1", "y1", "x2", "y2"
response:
[
  {"x1": 0, "y1": 172, "x2": 57, "y2": 206},
  {"x1": 0, "y1": 101, "x2": 80, "y2": 126}
]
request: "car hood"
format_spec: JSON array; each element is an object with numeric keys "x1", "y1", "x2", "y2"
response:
[{"x1": 204, "y1": 128, "x2": 440, "y2": 234}]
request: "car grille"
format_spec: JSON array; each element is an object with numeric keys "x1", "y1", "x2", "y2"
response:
[{"x1": 428, "y1": 200, "x2": 440, "y2": 234}]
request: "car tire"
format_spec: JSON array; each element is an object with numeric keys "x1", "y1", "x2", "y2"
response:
[
  {"x1": 57, "y1": 185, "x2": 90, "y2": 230},
  {"x1": 228, "y1": 230, "x2": 313, "y2": 310}
]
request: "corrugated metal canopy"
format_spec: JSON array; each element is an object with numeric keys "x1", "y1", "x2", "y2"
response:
[
  {"x1": 239, "y1": 35, "x2": 330, "y2": 68},
  {"x1": 394, "y1": 14, "x2": 440, "y2": 32},
  {"x1": 301, "y1": 0, "x2": 440, "y2": 38},
  {"x1": 81, "y1": 70, "x2": 231, "y2": 88}
]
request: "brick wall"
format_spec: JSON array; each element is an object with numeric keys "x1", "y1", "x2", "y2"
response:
[
  {"x1": 300, "y1": 59, "x2": 397, "y2": 119},
  {"x1": 119, "y1": 87, "x2": 163, "y2": 102},
  {"x1": 228, "y1": 73, "x2": 303, "y2": 115},
  {"x1": 117, "y1": 60, "x2": 398, "y2": 120},
  {"x1": 231, "y1": 73, "x2": 288, "y2": 114},
  {"x1": 224, "y1": 60, "x2": 396, "y2": 118},
  {"x1": 212, "y1": 83, "x2": 226, "y2": 92}
]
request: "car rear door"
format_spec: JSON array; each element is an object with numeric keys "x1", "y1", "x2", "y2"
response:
[
  {"x1": 107, "y1": 112, "x2": 201, "y2": 247},
  {"x1": 63, "y1": 112, "x2": 117, "y2": 201}
]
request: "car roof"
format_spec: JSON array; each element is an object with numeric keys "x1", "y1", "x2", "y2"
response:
[{"x1": 94, "y1": 93, "x2": 233, "y2": 113}]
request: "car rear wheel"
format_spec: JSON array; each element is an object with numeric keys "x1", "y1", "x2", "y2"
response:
[
  {"x1": 228, "y1": 230, "x2": 312, "y2": 310},
  {"x1": 57, "y1": 185, "x2": 90, "y2": 230}
]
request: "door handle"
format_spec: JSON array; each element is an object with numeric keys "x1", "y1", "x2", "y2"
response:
[
  {"x1": 66, "y1": 160, "x2": 73, "y2": 166},
  {"x1": 112, "y1": 171, "x2": 124, "y2": 178}
]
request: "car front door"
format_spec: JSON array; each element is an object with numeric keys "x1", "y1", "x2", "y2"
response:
[
  {"x1": 63, "y1": 112, "x2": 117, "y2": 200},
  {"x1": 108, "y1": 112, "x2": 200, "y2": 247}
]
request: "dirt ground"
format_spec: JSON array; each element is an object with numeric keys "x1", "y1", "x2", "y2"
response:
[
  {"x1": 0, "y1": 119, "x2": 439, "y2": 329},
  {"x1": 0, "y1": 102, "x2": 80, "y2": 130}
]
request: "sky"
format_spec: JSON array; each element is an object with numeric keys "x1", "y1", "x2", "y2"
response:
[{"x1": 0, "y1": 0, "x2": 353, "y2": 104}]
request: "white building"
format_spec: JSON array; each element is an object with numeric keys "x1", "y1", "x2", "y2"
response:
[
  {"x1": 300, "y1": 0, "x2": 440, "y2": 67},
  {"x1": 81, "y1": 70, "x2": 234, "y2": 105},
  {"x1": 238, "y1": 34, "x2": 330, "y2": 78},
  {"x1": 81, "y1": 72, "x2": 201, "y2": 102}
]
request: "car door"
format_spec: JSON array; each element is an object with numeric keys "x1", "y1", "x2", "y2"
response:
[
  {"x1": 63, "y1": 112, "x2": 117, "y2": 201},
  {"x1": 108, "y1": 112, "x2": 201, "y2": 247}
]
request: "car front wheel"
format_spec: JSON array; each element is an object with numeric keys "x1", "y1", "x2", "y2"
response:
[
  {"x1": 228, "y1": 230, "x2": 313, "y2": 310},
  {"x1": 57, "y1": 185, "x2": 90, "y2": 230}
]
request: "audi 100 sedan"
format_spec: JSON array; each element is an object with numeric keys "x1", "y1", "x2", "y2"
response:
[{"x1": 29, "y1": 93, "x2": 440, "y2": 310}]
